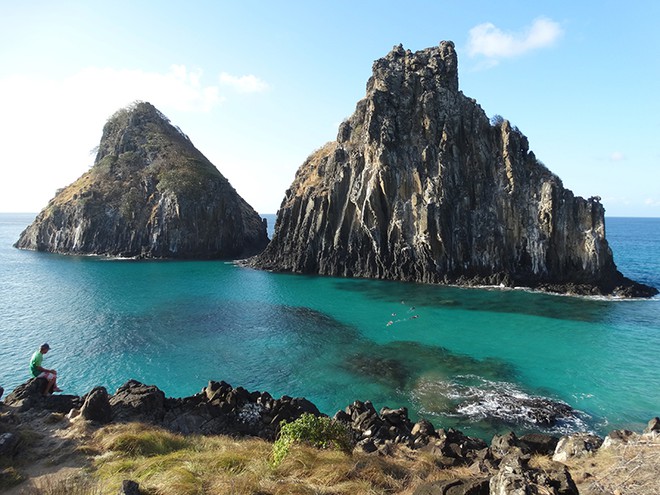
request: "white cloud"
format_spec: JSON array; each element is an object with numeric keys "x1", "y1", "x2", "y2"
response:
[
  {"x1": 610, "y1": 151, "x2": 626, "y2": 162},
  {"x1": 644, "y1": 198, "x2": 660, "y2": 207},
  {"x1": 219, "y1": 72, "x2": 269, "y2": 93},
  {"x1": 467, "y1": 17, "x2": 563, "y2": 64},
  {"x1": 0, "y1": 65, "x2": 225, "y2": 212}
]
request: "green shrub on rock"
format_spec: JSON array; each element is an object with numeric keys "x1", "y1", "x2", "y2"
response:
[{"x1": 271, "y1": 413, "x2": 353, "y2": 467}]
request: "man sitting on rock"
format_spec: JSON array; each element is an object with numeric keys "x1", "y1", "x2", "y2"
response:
[{"x1": 29, "y1": 343, "x2": 62, "y2": 395}]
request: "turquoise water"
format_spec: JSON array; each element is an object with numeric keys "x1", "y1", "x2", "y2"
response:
[{"x1": 1, "y1": 213, "x2": 659, "y2": 439}]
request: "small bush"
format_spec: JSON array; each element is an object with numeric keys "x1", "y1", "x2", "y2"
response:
[
  {"x1": 272, "y1": 413, "x2": 353, "y2": 467},
  {"x1": 490, "y1": 114, "x2": 505, "y2": 127}
]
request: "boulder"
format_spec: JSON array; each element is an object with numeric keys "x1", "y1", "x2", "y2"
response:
[
  {"x1": 413, "y1": 478, "x2": 489, "y2": 495},
  {"x1": 380, "y1": 406, "x2": 412, "y2": 428},
  {"x1": 109, "y1": 380, "x2": 166, "y2": 423},
  {"x1": 490, "y1": 453, "x2": 578, "y2": 495},
  {"x1": 411, "y1": 418, "x2": 436, "y2": 447},
  {"x1": 0, "y1": 432, "x2": 19, "y2": 458},
  {"x1": 4, "y1": 378, "x2": 48, "y2": 409},
  {"x1": 3, "y1": 379, "x2": 81, "y2": 413},
  {"x1": 80, "y1": 386, "x2": 112, "y2": 423},
  {"x1": 518, "y1": 433, "x2": 559, "y2": 455},
  {"x1": 490, "y1": 431, "x2": 520, "y2": 459},
  {"x1": 643, "y1": 416, "x2": 660, "y2": 435},
  {"x1": 552, "y1": 433, "x2": 603, "y2": 462},
  {"x1": 428, "y1": 429, "x2": 488, "y2": 464},
  {"x1": 601, "y1": 428, "x2": 637, "y2": 449},
  {"x1": 204, "y1": 380, "x2": 232, "y2": 402},
  {"x1": 119, "y1": 479, "x2": 141, "y2": 495}
]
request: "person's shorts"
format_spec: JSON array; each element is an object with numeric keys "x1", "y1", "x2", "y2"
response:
[{"x1": 38, "y1": 371, "x2": 56, "y2": 381}]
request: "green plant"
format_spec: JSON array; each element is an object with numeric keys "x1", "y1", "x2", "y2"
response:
[{"x1": 271, "y1": 413, "x2": 353, "y2": 467}]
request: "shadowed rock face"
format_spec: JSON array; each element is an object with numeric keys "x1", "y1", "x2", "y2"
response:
[
  {"x1": 250, "y1": 42, "x2": 657, "y2": 297},
  {"x1": 14, "y1": 102, "x2": 268, "y2": 259}
]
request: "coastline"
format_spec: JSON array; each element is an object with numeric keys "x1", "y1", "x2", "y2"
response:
[{"x1": 1, "y1": 377, "x2": 658, "y2": 494}]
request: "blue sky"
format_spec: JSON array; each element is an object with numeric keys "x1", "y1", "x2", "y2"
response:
[{"x1": 1, "y1": 1, "x2": 658, "y2": 217}]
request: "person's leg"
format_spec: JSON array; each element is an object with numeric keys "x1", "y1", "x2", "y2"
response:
[
  {"x1": 46, "y1": 375, "x2": 56, "y2": 395},
  {"x1": 39, "y1": 372, "x2": 56, "y2": 395}
]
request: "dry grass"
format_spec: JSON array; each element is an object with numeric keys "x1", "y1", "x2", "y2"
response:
[
  {"x1": 565, "y1": 435, "x2": 660, "y2": 495},
  {"x1": 286, "y1": 142, "x2": 337, "y2": 200},
  {"x1": 16, "y1": 471, "x2": 100, "y2": 495},
  {"x1": 16, "y1": 419, "x2": 660, "y2": 495},
  {"x1": 79, "y1": 423, "x2": 480, "y2": 495}
]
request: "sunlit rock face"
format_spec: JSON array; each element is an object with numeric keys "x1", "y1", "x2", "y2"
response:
[
  {"x1": 251, "y1": 42, "x2": 656, "y2": 297},
  {"x1": 15, "y1": 102, "x2": 268, "y2": 259}
]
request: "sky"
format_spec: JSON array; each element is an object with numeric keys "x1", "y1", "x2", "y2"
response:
[{"x1": 1, "y1": 1, "x2": 658, "y2": 217}]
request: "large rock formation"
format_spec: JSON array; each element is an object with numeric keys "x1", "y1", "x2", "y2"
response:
[
  {"x1": 15, "y1": 102, "x2": 268, "y2": 259},
  {"x1": 251, "y1": 42, "x2": 657, "y2": 297}
]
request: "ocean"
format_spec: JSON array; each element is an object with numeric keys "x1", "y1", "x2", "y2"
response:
[{"x1": 1, "y1": 213, "x2": 658, "y2": 439}]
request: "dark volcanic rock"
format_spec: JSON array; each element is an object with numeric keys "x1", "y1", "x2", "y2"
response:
[
  {"x1": 15, "y1": 101, "x2": 268, "y2": 259},
  {"x1": 413, "y1": 478, "x2": 490, "y2": 495},
  {"x1": 109, "y1": 380, "x2": 166, "y2": 423},
  {"x1": 80, "y1": 386, "x2": 112, "y2": 423},
  {"x1": 4, "y1": 378, "x2": 81, "y2": 413},
  {"x1": 249, "y1": 42, "x2": 657, "y2": 297}
]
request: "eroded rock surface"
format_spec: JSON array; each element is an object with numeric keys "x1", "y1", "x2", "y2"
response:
[
  {"x1": 250, "y1": 42, "x2": 657, "y2": 297},
  {"x1": 15, "y1": 102, "x2": 268, "y2": 259}
]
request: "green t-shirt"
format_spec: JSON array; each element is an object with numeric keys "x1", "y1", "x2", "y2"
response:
[{"x1": 30, "y1": 351, "x2": 44, "y2": 377}]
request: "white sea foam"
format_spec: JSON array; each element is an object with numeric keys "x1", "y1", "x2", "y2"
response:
[{"x1": 413, "y1": 375, "x2": 592, "y2": 434}]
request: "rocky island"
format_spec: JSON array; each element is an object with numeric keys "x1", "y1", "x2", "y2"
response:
[
  {"x1": 250, "y1": 42, "x2": 657, "y2": 298},
  {"x1": 14, "y1": 102, "x2": 268, "y2": 259}
]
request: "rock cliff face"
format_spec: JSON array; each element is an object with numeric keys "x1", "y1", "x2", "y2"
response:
[
  {"x1": 251, "y1": 42, "x2": 657, "y2": 297},
  {"x1": 15, "y1": 102, "x2": 268, "y2": 259}
]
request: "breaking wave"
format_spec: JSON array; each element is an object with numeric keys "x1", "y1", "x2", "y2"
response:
[{"x1": 412, "y1": 374, "x2": 592, "y2": 434}]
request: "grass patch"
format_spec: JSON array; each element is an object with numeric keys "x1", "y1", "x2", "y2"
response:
[
  {"x1": 87, "y1": 422, "x2": 471, "y2": 495},
  {"x1": 19, "y1": 472, "x2": 101, "y2": 495},
  {"x1": 95, "y1": 423, "x2": 189, "y2": 457}
]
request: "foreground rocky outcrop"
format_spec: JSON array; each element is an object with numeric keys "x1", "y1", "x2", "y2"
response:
[
  {"x1": 15, "y1": 101, "x2": 268, "y2": 259},
  {"x1": 250, "y1": 42, "x2": 657, "y2": 297},
  {"x1": 2, "y1": 378, "x2": 659, "y2": 494}
]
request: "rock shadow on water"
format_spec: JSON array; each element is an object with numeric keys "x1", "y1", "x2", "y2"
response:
[
  {"x1": 343, "y1": 340, "x2": 517, "y2": 389},
  {"x1": 136, "y1": 298, "x2": 359, "y2": 344},
  {"x1": 333, "y1": 278, "x2": 614, "y2": 323}
]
